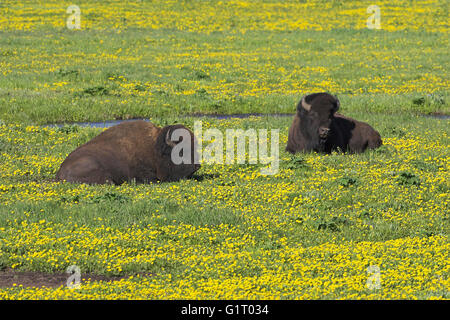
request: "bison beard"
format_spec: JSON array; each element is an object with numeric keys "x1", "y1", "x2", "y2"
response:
[
  {"x1": 56, "y1": 120, "x2": 200, "y2": 185},
  {"x1": 286, "y1": 93, "x2": 382, "y2": 154}
]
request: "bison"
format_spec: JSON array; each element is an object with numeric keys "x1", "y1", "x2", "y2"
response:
[
  {"x1": 56, "y1": 120, "x2": 200, "y2": 185},
  {"x1": 286, "y1": 93, "x2": 382, "y2": 154}
]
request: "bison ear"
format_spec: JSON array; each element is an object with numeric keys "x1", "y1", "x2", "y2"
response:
[{"x1": 297, "y1": 95, "x2": 311, "y2": 114}]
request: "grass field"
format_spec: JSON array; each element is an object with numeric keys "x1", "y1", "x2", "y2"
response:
[
  {"x1": 0, "y1": 0, "x2": 449, "y2": 299},
  {"x1": 1, "y1": 0, "x2": 449, "y2": 124}
]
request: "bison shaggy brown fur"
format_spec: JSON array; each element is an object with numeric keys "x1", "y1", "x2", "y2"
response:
[
  {"x1": 56, "y1": 120, "x2": 200, "y2": 185},
  {"x1": 286, "y1": 93, "x2": 382, "y2": 154}
]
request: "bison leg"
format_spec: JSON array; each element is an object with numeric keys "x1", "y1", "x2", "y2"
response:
[{"x1": 56, "y1": 156, "x2": 116, "y2": 185}]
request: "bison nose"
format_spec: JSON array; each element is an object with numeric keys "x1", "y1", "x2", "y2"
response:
[{"x1": 319, "y1": 127, "x2": 330, "y2": 138}]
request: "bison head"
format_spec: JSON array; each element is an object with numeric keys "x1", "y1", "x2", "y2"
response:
[
  {"x1": 297, "y1": 92, "x2": 340, "y2": 150},
  {"x1": 157, "y1": 124, "x2": 201, "y2": 180}
]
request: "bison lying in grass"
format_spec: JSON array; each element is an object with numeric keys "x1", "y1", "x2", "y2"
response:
[
  {"x1": 286, "y1": 93, "x2": 382, "y2": 154},
  {"x1": 56, "y1": 120, "x2": 200, "y2": 185}
]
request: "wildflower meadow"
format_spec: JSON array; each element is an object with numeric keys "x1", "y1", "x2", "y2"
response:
[{"x1": 0, "y1": 0, "x2": 448, "y2": 300}]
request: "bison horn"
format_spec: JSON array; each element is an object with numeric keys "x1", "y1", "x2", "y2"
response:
[
  {"x1": 165, "y1": 127, "x2": 177, "y2": 147},
  {"x1": 301, "y1": 96, "x2": 312, "y2": 111}
]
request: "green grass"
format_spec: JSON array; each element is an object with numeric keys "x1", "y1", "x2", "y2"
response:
[
  {"x1": 0, "y1": 113, "x2": 448, "y2": 299},
  {"x1": 0, "y1": 28, "x2": 448, "y2": 125},
  {"x1": 0, "y1": 0, "x2": 448, "y2": 299}
]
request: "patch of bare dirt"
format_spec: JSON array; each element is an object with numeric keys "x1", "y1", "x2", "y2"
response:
[{"x1": 0, "y1": 268, "x2": 153, "y2": 288}]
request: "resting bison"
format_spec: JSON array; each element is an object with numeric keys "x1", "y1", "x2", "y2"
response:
[
  {"x1": 56, "y1": 120, "x2": 200, "y2": 184},
  {"x1": 286, "y1": 93, "x2": 382, "y2": 154}
]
